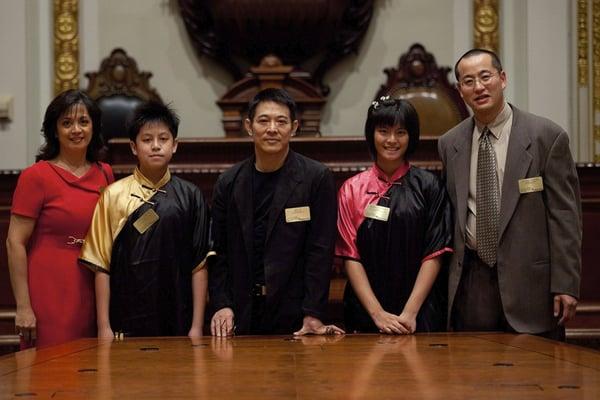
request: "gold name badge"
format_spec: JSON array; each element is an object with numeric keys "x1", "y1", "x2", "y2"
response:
[
  {"x1": 285, "y1": 206, "x2": 311, "y2": 223},
  {"x1": 364, "y1": 203, "x2": 390, "y2": 222},
  {"x1": 133, "y1": 208, "x2": 160, "y2": 234},
  {"x1": 518, "y1": 176, "x2": 544, "y2": 194}
]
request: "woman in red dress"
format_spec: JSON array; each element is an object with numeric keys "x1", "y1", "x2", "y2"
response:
[{"x1": 6, "y1": 89, "x2": 114, "y2": 348}]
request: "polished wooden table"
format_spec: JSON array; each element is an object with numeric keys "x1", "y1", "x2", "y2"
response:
[{"x1": 0, "y1": 333, "x2": 599, "y2": 399}]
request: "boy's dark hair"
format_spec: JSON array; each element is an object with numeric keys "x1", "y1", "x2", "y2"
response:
[
  {"x1": 37, "y1": 89, "x2": 105, "y2": 162},
  {"x1": 454, "y1": 48, "x2": 503, "y2": 80},
  {"x1": 364, "y1": 97, "x2": 420, "y2": 160},
  {"x1": 247, "y1": 88, "x2": 297, "y2": 121},
  {"x1": 127, "y1": 101, "x2": 180, "y2": 141}
]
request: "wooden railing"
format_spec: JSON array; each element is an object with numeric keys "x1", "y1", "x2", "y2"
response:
[{"x1": 0, "y1": 308, "x2": 18, "y2": 353}]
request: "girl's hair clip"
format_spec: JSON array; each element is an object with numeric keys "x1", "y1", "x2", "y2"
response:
[{"x1": 372, "y1": 95, "x2": 393, "y2": 110}]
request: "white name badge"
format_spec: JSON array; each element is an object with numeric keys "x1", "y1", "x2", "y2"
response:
[
  {"x1": 364, "y1": 203, "x2": 390, "y2": 222},
  {"x1": 518, "y1": 176, "x2": 544, "y2": 194},
  {"x1": 285, "y1": 206, "x2": 311, "y2": 223}
]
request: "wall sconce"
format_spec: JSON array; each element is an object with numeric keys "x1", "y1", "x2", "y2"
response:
[{"x1": 0, "y1": 95, "x2": 14, "y2": 122}]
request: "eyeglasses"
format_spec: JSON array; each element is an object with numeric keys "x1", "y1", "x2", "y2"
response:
[{"x1": 458, "y1": 72, "x2": 499, "y2": 88}]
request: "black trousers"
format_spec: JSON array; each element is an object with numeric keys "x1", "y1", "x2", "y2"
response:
[
  {"x1": 249, "y1": 295, "x2": 267, "y2": 335},
  {"x1": 452, "y1": 248, "x2": 565, "y2": 341}
]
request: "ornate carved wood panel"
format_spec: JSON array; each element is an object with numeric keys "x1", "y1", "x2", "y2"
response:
[
  {"x1": 216, "y1": 55, "x2": 326, "y2": 136},
  {"x1": 178, "y1": 0, "x2": 374, "y2": 135},
  {"x1": 85, "y1": 48, "x2": 162, "y2": 103},
  {"x1": 84, "y1": 48, "x2": 163, "y2": 139},
  {"x1": 375, "y1": 44, "x2": 469, "y2": 137},
  {"x1": 474, "y1": 0, "x2": 499, "y2": 54},
  {"x1": 54, "y1": 0, "x2": 79, "y2": 94},
  {"x1": 178, "y1": 0, "x2": 373, "y2": 95}
]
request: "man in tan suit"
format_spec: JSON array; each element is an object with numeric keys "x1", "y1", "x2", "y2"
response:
[{"x1": 438, "y1": 49, "x2": 581, "y2": 339}]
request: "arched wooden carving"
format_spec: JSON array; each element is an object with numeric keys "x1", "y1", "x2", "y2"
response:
[
  {"x1": 85, "y1": 48, "x2": 162, "y2": 102},
  {"x1": 375, "y1": 43, "x2": 469, "y2": 137},
  {"x1": 217, "y1": 55, "x2": 326, "y2": 137},
  {"x1": 178, "y1": 0, "x2": 374, "y2": 96},
  {"x1": 178, "y1": 1, "x2": 373, "y2": 136},
  {"x1": 85, "y1": 48, "x2": 162, "y2": 140}
]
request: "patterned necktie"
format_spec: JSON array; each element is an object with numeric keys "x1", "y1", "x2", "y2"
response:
[{"x1": 476, "y1": 127, "x2": 500, "y2": 266}]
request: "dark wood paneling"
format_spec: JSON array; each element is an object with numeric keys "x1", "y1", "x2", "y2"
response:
[
  {"x1": 1, "y1": 137, "x2": 599, "y2": 340},
  {"x1": 106, "y1": 136, "x2": 440, "y2": 200},
  {"x1": 0, "y1": 173, "x2": 18, "y2": 308}
]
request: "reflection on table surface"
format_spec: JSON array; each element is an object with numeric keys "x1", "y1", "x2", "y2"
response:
[{"x1": 1, "y1": 333, "x2": 599, "y2": 399}]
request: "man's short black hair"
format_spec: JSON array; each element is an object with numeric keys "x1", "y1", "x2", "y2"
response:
[
  {"x1": 127, "y1": 101, "x2": 180, "y2": 141},
  {"x1": 454, "y1": 48, "x2": 503, "y2": 80},
  {"x1": 247, "y1": 88, "x2": 297, "y2": 122},
  {"x1": 364, "y1": 97, "x2": 420, "y2": 160}
]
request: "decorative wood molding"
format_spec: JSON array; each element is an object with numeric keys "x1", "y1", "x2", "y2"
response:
[
  {"x1": 85, "y1": 48, "x2": 162, "y2": 102},
  {"x1": 577, "y1": 301, "x2": 600, "y2": 313},
  {"x1": 566, "y1": 301, "x2": 600, "y2": 341},
  {"x1": 216, "y1": 55, "x2": 326, "y2": 137},
  {"x1": 0, "y1": 335, "x2": 19, "y2": 348},
  {"x1": 594, "y1": 0, "x2": 600, "y2": 161},
  {"x1": 473, "y1": 0, "x2": 499, "y2": 54},
  {"x1": 0, "y1": 308, "x2": 16, "y2": 320},
  {"x1": 83, "y1": 48, "x2": 163, "y2": 140},
  {"x1": 375, "y1": 43, "x2": 469, "y2": 137},
  {"x1": 579, "y1": 0, "x2": 590, "y2": 86},
  {"x1": 312, "y1": 1, "x2": 375, "y2": 95},
  {"x1": 566, "y1": 328, "x2": 600, "y2": 339},
  {"x1": 178, "y1": 0, "x2": 374, "y2": 96},
  {"x1": 53, "y1": 0, "x2": 79, "y2": 95}
]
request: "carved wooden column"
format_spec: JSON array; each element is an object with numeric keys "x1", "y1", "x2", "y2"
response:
[
  {"x1": 577, "y1": 0, "x2": 591, "y2": 161},
  {"x1": 575, "y1": 0, "x2": 600, "y2": 161},
  {"x1": 54, "y1": 0, "x2": 79, "y2": 94},
  {"x1": 473, "y1": 0, "x2": 499, "y2": 54},
  {"x1": 594, "y1": 0, "x2": 600, "y2": 161}
]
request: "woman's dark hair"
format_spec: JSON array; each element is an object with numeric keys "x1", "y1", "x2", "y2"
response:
[
  {"x1": 36, "y1": 89, "x2": 104, "y2": 162},
  {"x1": 247, "y1": 88, "x2": 297, "y2": 121},
  {"x1": 364, "y1": 97, "x2": 420, "y2": 160},
  {"x1": 127, "y1": 101, "x2": 180, "y2": 141}
]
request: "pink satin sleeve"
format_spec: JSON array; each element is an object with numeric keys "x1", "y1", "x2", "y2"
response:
[{"x1": 335, "y1": 170, "x2": 379, "y2": 260}]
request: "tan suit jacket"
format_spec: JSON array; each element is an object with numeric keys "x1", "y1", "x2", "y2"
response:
[{"x1": 438, "y1": 105, "x2": 582, "y2": 333}]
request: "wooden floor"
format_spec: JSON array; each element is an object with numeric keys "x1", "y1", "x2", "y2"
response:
[{"x1": 0, "y1": 333, "x2": 599, "y2": 399}]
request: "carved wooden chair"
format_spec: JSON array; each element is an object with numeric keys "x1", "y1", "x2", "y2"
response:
[
  {"x1": 85, "y1": 48, "x2": 162, "y2": 140},
  {"x1": 375, "y1": 43, "x2": 469, "y2": 137}
]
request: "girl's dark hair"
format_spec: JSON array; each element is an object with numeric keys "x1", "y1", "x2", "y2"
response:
[
  {"x1": 364, "y1": 97, "x2": 420, "y2": 159},
  {"x1": 36, "y1": 89, "x2": 105, "y2": 162},
  {"x1": 127, "y1": 101, "x2": 180, "y2": 141}
]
